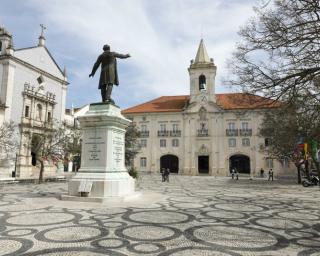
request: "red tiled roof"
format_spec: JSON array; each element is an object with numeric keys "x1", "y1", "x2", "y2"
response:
[
  {"x1": 123, "y1": 96, "x2": 189, "y2": 114},
  {"x1": 122, "y1": 93, "x2": 280, "y2": 114}
]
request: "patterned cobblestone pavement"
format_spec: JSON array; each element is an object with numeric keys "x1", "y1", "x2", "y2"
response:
[{"x1": 0, "y1": 174, "x2": 319, "y2": 255}]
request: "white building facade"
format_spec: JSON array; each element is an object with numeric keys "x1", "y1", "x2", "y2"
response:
[
  {"x1": 0, "y1": 26, "x2": 68, "y2": 178},
  {"x1": 123, "y1": 40, "x2": 294, "y2": 178}
]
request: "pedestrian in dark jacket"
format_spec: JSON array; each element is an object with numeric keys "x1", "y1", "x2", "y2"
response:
[{"x1": 268, "y1": 169, "x2": 274, "y2": 181}]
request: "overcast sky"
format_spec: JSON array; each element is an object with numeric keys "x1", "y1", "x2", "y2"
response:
[{"x1": 1, "y1": 0, "x2": 259, "y2": 109}]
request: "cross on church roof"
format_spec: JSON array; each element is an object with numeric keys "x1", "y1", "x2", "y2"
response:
[{"x1": 40, "y1": 24, "x2": 46, "y2": 38}]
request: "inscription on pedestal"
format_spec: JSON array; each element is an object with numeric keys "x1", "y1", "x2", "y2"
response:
[
  {"x1": 84, "y1": 128, "x2": 105, "y2": 164},
  {"x1": 113, "y1": 134, "x2": 124, "y2": 168}
]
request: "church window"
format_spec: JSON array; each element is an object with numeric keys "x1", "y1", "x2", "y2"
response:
[
  {"x1": 160, "y1": 139, "x2": 166, "y2": 147},
  {"x1": 37, "y1": 75, "x2": 44, "y2": 84},
  {"x1": 199, "y1": 74, "x2": 206, "y2": 90},
  {"x1": 242, "y1": 138, "x2": 250, "y2": 147},
  {"x1": 25, "y1": 106, "x2": 30, "y2": 118},
  {"x1": 228, "y1": 138, "x2": 236, "y2": 147},
  {"x1": 140, "y1": 157, "x2": 147, "y2": 167},
  {"x1": 36, "y1": 104, "x2": 43, "y2": 120},
  {"x1": 47, "y1": 112, "x2": 51, "y2": 122},
  {"x1": 140, "y1": 139, "x2": 147, "y2": 148},
  {"x1": 172, "y1": 139, "x2": 179, "y2": 147}
]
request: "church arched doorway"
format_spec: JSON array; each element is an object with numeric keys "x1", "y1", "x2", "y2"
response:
[
  {"x1": 160, "y1": 155, "x2": 179, "y2": 173},
  {"x1": 229, "y1": 154, "x2": 250, "y2": 174}
]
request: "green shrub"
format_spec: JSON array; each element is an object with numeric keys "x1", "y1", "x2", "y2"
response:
[{"x1": 128, "y1": 167, "x2": 139, "y2": 179}]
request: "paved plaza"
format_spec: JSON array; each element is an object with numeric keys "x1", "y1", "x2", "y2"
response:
[{"x1": 0, "y1": 174, "x2": 319, "y2": 256}]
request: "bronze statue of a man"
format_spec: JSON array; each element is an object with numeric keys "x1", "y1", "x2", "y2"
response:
[{"x1": 89, "y1": 44, "x2": 130, "y2": 103}]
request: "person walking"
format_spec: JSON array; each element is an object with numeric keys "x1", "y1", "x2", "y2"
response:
[
  {"x1": 235, "y1": 169, "x2": 239, "y2": 180},
  {"x1": 268, "y1": 169, "x2": 274, "y2": 181},
  {"x1": 231, "y1": 168, "x2": 235, "y2": 179},
  {"x1": 165, "y1": 168, "x2": 170, "y2": 182},
  {"x1": 161, "y1": 168, "x2": 165, "y2": 182},
  {"x1": 260, "y1": 168, "x2": 264, "y2": 178}
]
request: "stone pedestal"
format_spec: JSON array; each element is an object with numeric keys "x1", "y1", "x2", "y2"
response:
[{"x1": 66, "y1": 103, "x2": 135, "y2": 200}]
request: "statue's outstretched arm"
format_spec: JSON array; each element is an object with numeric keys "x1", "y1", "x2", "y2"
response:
[
  {"x1": 89, "y1": 55, "x2": 102, "y2": 77},
  {"x1": 114, "y1": 52, "x2": 131, "y2": 59}
]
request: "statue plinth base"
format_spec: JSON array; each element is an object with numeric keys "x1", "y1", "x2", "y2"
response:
[{"x1": 63, "y1": 103, "x2": 135, "y2": 202}]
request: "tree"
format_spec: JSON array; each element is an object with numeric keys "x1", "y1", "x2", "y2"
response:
[
  {"x1": 228, "y1": 0, "x2": 320, "y2": 105},
  {"x1": 63, "y1": 125, "x2": 82, "y2": 172},
  {"x1": 31, "y1": 123, "x2": 81, "y2": 182},
  {"x1": 125, "y1": 123, "x2": 140, "y2": 173},
  {"x1": 259, "y1": 103, "x2": 320, "y2": 183},
  {"x1": 0, "y1": 122, "x2": 18, "y2": 159}
]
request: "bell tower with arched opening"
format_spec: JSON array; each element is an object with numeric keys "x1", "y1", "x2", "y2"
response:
[{"x1": 188, "y1": 39, "x2": 217, "y2": 104}]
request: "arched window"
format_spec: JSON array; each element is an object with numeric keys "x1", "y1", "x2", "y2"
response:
[
  {"x1": 199, "y1": 74, "x2": 206, "y2": 90},
  {"x1": 36, "y1": 104, "x2": 43, "y2": 120}
]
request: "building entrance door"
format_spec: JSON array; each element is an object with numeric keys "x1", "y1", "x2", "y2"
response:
[
  {"x1": 160, "y1": 155, "x2": 179, "y2": 173},
  {"x1": 229, "y1": 154, "x2": 250, "y2": 174},
  {"x1": 198, "y1": 156, "x2": 209, "y2": 174}
]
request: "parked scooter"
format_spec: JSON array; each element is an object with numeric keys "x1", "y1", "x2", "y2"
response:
[{"x1": 302, "y1": 175, "x2": 319, "y2": 187}]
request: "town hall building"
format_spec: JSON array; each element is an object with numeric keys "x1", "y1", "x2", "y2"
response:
[{"x1": 123, "y1": 40, "x2": 294, "y2": 177}]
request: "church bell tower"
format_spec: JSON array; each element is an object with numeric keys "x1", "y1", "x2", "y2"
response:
[
  {"x1": 188, "y1": 39, "x2": 217, "y2": 104},
  {"x1": 0, "y1": 26, "x2": 13, "y2": 55}
]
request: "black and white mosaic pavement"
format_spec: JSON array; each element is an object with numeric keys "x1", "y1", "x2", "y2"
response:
[{"x1": 0, "y1": 175, "x2": 319, "y2": 255}]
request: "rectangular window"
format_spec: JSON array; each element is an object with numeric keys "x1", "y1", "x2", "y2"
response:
[
  {"x1": 266, "y1": 158, "x2": 273, "y2": 168},
  {"x1": 140, "y1": 139, "x2": 147, "y2": 148},
  {"x1": 25, "y1": 106, "x2": 30, "y2": 118},
  {"x1": 140, "y1": 157, "x2": 147, "y2": 167},
  {"x1": 241, "y1": 122, "x2": 249, "y2": 130},
  {"x1": 283, "y1": 157, "x2": 289, "y2": 168},
  {"x1": 47, "y1": 112, "x2": 51, "y2": 122},
  {"x1": 242, "y1": 138, "x2": 250, "y2": 147},
  {"x1": 228, "y1": 122, "x2": 235, "y2": 130},
  {"x1": 172, "y1": 139, "x2": 179, "y2": 147},
  {"x1": 160, "y1": 124, "x2": 166, "y2": 131},
  {"x1": 265, "y1": 138, "x2": 271, "y2": 147},
  {"x1": 228, "y1": 138, "x2": 236, "y2": 147},
  {"x1": 160, "y1": 139, "x2": 166, "y2": 147},
  {"x1": 172, "y1": 124, "x2": 179, "y2": 132},
  {"x1": 141, "y1": 125, "x2": 147, "y2": 132}
]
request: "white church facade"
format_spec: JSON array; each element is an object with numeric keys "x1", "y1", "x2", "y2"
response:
[
  {"x1": 0, "y1": 26, "x2": 68, "y2": 178},
  {"x1": 123, "y1": 40, "x2": 294, "y2": 178}
]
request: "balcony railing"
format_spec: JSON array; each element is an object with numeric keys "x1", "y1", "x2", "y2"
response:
[
  {"x1": 170, "y1": 130, "x2": 181, "y2": 137},
  {"x1": 139, "y1": 131, "x2": 149, "y2": 137},
  {"x1": 226, "y1": 129, "x2": 238, "y2": 136},
  {"x1": 158, "y1": 130, "x2": 182, "y2": 137},
  {"x1": 239, "y1": 129, "x2": 252, "y2": 136},
  {"x1": 197, "y1": 129, "x2": 209, "y2": 137},
  {"x1": 158, "y1": 130, "x2": 169, "y2": 137}
]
